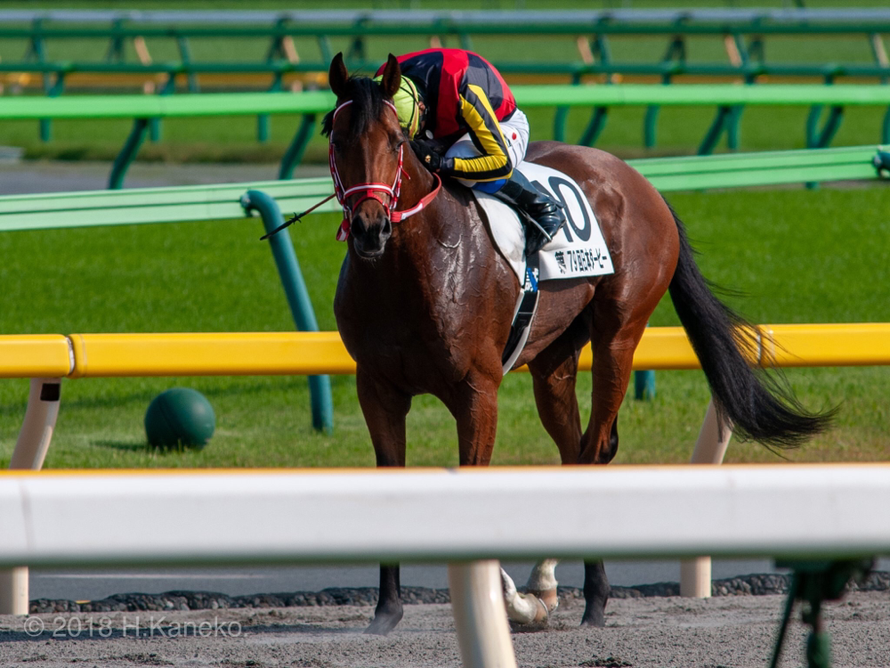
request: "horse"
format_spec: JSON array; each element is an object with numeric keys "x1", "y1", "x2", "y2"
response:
[{"x1": 326, "y1": 53, "x2": 833, "y2": 635}]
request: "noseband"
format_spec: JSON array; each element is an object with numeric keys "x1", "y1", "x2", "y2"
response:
[{"x1": 329, "y1": 99, "x2": 442, "y2": 240}]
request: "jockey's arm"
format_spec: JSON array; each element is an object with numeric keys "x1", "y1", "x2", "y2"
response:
[{"x1": 439, "y1": 84, "x2": 514, "y2": 182}]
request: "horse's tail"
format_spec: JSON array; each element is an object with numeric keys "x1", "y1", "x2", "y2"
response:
[{"x1": 665, "y1": 202, "x2": 834, "y2": 447}]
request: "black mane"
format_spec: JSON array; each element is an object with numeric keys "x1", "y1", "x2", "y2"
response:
[{"x1": 321, "y1": 76, "x2": 389, "y2": 138}]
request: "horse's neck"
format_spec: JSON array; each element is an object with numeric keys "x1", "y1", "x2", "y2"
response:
[{"x1": 391, "y1": 164, "x2": 464, "y2": 257}]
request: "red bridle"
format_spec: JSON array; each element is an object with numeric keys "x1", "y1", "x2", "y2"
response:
[{"x1": 329, "y1": 99, "x2": 442, "y2": 241}]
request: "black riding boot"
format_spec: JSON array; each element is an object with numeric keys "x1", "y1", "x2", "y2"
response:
[{"x1": 497, "y1": 169, "x2": 566, "y2": 255}]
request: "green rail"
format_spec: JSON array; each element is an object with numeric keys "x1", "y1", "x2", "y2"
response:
[
  {"x1": 4, "y1": 85, "x2": 890, "y2": 188},
  {"x1": 6, "y1": 8, "x2": 890, "y2": 149},
  {"x1": 1, "y1": 145, "x2": 885, "y2": 234}
]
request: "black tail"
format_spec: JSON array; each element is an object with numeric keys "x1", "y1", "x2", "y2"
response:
[{"x1": 666, "y1": 204, "x2": 834, "y2": 447}]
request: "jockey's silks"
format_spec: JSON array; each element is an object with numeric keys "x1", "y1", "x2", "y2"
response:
[{"x1": 377, "y1": 48, "x2": 517, "y2": 182}]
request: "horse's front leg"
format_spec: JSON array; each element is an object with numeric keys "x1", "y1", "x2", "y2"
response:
[
  {"x1": 356, "y1": 368, "x2": 411, "y2": 636},
  {"x1": 447, "y1": 370, "x2": 502, "y2": 467}
]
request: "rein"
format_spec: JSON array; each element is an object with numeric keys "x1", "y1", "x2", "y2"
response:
[{"x1": 261, "y1": 98, "x2": 442, "y2": 241}]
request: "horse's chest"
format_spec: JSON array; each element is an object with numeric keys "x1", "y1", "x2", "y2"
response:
[
  {"x1": 344, "y1": 314, "x2": 469, "y2": 389},
  {"x1": 337, "y1": 293, "x2": 476, "y2": 392}
]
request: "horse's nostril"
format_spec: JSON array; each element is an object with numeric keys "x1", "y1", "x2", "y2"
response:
[{"x1": 351, "y1": 214, "x2": 367, "y2": 238}]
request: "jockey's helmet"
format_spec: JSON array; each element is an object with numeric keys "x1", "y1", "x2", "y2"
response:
[{"x1": 375, "y1": 75, "x2": 422, "y2": 139}]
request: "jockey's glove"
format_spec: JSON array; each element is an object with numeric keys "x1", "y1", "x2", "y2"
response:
[{"x1": 410, "y1": 139, "x2": 443, "y2": 173}]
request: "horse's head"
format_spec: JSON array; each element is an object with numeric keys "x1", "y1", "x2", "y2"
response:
[{"x1": 326, "y1": 53, "x2": 408, "y2": 259}]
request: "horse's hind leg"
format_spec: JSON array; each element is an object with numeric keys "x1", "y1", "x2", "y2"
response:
[
  {"x1": 578, "y1": 302, "x2": 652, "y2": 626},
  {"x1": 355, "y1": 368, "x2": 411, "y2": 636},
  {"x1": 580, "y1": 307, "x2": 648, "y2": 465},
  {"x1": 516, "y1": 319, "x2": 589, "y2": 623},
  {"x1": 527, "y1": 314, "x2": 589, "y2": 465}
]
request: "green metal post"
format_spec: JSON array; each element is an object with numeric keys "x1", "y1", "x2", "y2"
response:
[
  {"x1": 240, "y1": 190, "x2": 334, "y2": 434},
  {"x1": 278, "y1": 114, "x2": 317, "y2": 180},
  {"x1": 807, "y1": 106, "x2": 845, "y2": 149},
  {"x1": 634, "y1": 370, "x2": 656, "y2": 401},
  {"x1": 108, "y1": 118, "x2": 150, "y2": 190},
  {"x1": 150, "y1": 74, "x2": 177, "y2": 144},
  {"x1": 698, "y1": 105, "x2": 732, "y2": 155},
  {"x1": 634, "y1": 322, "x2": 655, "y2": 400},
  {"x1": 177, "y1": 36, "x2": 198, "y2": 93},
  {"x1": 261, "y1": 18, "x2": 292, "y2": 144},
  {"x1": 579, "y1": 106, "x2": 609, "y2": 146},
  {"x1": 39, "y1": 73, "x2": 66, "y2": 143},
  {"x1": 28, "y1": 18, "x2": 54, "y2": 143},
  {"x1": 105, "y1": 18, "x2": 126, "y2": 62},
  {"x1": 553, "y1": 72, "x2": 580, "y2": 143},
  {"x1": 317, "y1": 36, "x2": 333, "y2": 64},
  {"x1": 807, "y1": 77, "x2": 844, "y2": 150},
  {"x1": 644, "y1": 74, "x2": 671, "y2": 149},
  {"x1": 258, "y1": 73, "x2": 284, "y2": 144}
]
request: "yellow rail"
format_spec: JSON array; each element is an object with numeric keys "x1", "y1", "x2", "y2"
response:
[
  {"x1": 67, "y1": 332, "x2": 353, "y2": 378},
  {"x1": 1, "y1": 323, "x2": 888, "y2": 379},
  {"x1": 0, "y1": 335, "x2": 72, "y2": 379}
]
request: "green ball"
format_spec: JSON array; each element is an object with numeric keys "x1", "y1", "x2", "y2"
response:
[{"x1": 145, "y1": 388, "x2": 215, "y2": 450}]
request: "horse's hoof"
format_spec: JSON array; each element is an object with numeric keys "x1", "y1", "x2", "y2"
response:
[
  {"x1": 364, "y1": 609, "x2": 404, "y2": 636},
  {"x1": 529, "y1": 587, "x2": 559, "y2": 614},
  {"x1": 579, "y1": 607, "x2": 606, "y2": 627}
]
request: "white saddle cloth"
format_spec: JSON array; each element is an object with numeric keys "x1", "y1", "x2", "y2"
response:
[{"x1": 473, "y1": 161, "x2": 614, "y2": 284}]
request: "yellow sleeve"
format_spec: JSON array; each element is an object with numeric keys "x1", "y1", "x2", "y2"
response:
[{"x1": 441, "y1": 84, "x2": 514, "y2": 182}]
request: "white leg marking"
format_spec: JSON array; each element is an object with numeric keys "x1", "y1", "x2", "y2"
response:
[
  {"x1": 500, "y1": 567, "x2": 548, "y2": 624},
  {"x1": 526, "y1": 558, "x2": 560, "y2": 613}
]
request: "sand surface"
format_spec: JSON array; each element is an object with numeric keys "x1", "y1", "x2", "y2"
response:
[{"x1": 3, "y1": 591, "x2": 889, "y2": 667}]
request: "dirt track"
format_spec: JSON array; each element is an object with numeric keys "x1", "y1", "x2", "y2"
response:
[{"x1": 3, "y1": 591, "x2": 889, "y2": 667}]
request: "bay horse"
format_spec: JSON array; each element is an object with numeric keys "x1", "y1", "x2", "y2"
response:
[{"x1": 327, "y1": 53, "x2": 832, "y2": 635}]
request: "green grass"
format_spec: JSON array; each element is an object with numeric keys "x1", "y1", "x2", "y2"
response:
[{"x1": 0, "y1": 186, "x2": 888, "y2": 470}]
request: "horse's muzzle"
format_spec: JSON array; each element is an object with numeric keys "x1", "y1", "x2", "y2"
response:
[{"x1": 350, "y1": 209, "x2": 392, "y2": 259}]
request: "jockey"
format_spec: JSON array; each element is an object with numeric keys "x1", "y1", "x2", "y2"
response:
[{"x1": 375, "y1": 48, "x2": 566, "y2": 255}]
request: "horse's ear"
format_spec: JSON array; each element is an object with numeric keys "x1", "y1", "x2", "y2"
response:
[
  {"x1": 329, "y1": 52, "x2": 349, "y2": 98},
  {"x1": 379, "y1": 53, "x2": 402, "y2": 99}
]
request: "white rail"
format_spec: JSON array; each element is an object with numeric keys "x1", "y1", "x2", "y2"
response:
[
  {"x1": 1, "y1": 465, "x2": 887, "y2": 668},
  {"x1": 3, "y1": 466, "x2": 888, "y2": 565}
]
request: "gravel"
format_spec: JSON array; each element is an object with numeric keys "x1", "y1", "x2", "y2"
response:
[
  {"x1": 27, "y1": 571, "x2": 890, "y2": 614},
  {"x1": 4, "y1": 589, "x2": 890, "y2": 667}
]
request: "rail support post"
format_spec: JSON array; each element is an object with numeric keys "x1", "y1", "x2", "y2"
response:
[
  {"x1": 680, "y1": 398, "x2": 733, "y2": 598},
  {"x1": 241, "y1": 190, "x2": 334, "y2": 434},
  {"x1": 278, "y1": 113, "x2": 317, "y2": 180},
  {"x1": 1, "y1": 377, "x2": 63, "y2": 615},
  {"x1": 109, "y1": 118, "x2": 150, "y2": 190},
  {"x1": 448, "y1": 561, "x2": 518, "y2": 668},
  {"x1": 0, "y1": 568, "x2": 29, "y2": 617}
]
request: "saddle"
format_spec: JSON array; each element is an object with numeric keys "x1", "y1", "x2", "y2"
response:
[{"x1": 470, "y1": 162, "x2": 614, "y2": 373}]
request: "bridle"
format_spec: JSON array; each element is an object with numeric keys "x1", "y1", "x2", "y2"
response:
[{"x1": 329, "y1": 99, "x2": 441, "y2": 240}]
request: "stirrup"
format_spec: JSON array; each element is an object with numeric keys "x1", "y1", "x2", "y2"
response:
[{"x1": 524, "y1": 208, "x2": 566, "y2": 255}]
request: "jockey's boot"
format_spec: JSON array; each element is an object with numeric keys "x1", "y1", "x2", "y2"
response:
[{"x1": 497, "y1": 169, "x2": 566, "y2": 255}]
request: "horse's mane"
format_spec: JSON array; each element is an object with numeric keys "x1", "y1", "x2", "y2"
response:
[{"x1": 321, "y1": 76, "x2": 389, "y2": 138}]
